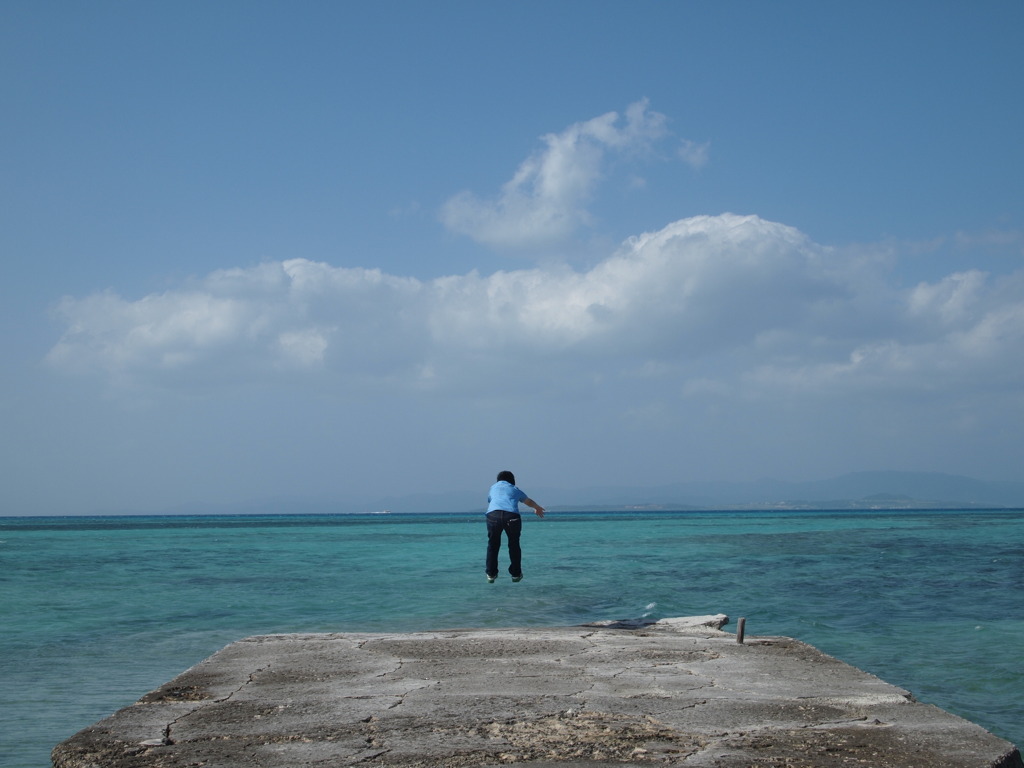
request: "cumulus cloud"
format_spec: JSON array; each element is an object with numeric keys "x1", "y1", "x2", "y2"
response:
[
  {"x1": 47, "y1": 260, "x2": 427, "y2": 386},
  {"x1": 908, "y1": 271, "x2": 985, "y2": 326},
  {"x1": 745, "y1": 268, "x2": 1024, "y2": 399},
  {"x1": 439, "y1": 100, "x2": 703, "y2": 249},
  {"x1": 47, "y1": 214, "x2": 1024, "y2": 409}
]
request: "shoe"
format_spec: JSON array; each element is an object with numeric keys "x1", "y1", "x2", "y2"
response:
[
  {"x1": 511, "y1": 575, "x2": 523, "y2": 582},
  {"x1": 486, "y1": 574, "x2": 497, "y2": 583}
]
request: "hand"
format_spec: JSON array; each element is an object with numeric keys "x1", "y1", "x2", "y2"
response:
[{"x1": 534, "y1": 507, "x2": 545, "y2": 518}]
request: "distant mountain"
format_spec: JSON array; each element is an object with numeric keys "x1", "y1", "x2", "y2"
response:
[
  {"x1": 320, "y1": 471, "x2": 1023, "y2": 514},
  {"x1": 102, "y1": 471, "x2": 1024, "y2": 516},
  {"x1": 535, "y1": 472, "x2": 1024, "y2": 511}
]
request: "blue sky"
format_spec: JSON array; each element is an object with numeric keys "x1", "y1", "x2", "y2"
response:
[{"x1": 2, "y1": 1, "x2": 1022, "y2": 514}]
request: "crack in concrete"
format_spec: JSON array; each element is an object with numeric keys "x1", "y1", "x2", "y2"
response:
[
  {"x1": 352, "y1": 714, "x2": 393, "y2": 763},
  {"x1": 802, "y1": 716, "x2": 881, "y2": 729},
  {"x1": 161, "y1": 664, "x2": 269, "y2": 746}
]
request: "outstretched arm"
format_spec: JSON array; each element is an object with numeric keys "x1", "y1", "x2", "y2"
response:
[{"x1": 523, "y1": 498, "x2": 545, "y2": 518}]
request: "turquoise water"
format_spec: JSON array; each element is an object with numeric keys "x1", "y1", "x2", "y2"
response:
[{"x1": 1, "y1": 509, "x2": 1021, "y2": 767}]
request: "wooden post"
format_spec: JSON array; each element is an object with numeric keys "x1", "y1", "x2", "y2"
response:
[{"x1": 736, "y1": 617, "x2": 746, "y2": 644}]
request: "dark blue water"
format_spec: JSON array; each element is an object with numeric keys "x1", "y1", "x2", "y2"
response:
[{"x1": 1, "y1": 509, "x2": 1020, "y2": 767}]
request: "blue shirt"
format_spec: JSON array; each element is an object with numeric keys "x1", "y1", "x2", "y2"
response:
[{"x1": 487, "y1": 481, "x2": 527, "y2": 513}]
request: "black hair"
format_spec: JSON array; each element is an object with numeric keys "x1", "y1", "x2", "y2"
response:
[{"x1": 496, "y1": 470, "x2": 516, "y2": 485}]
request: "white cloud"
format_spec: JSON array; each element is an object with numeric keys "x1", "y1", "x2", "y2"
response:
[
  {"x1": 953, "y1": 228, "x2": 1024, "y2": 251},
  {"x1": 47, "y1": 214, "x2": 1024, "y2": 411},
  {"x1": 47, "y1": 290, "x2": 263, "y2": 374},
  {"x1": 744, "y1": 268, "x2": 1024, "y2": 399},
  {"x1": 678, "y1": 138, "x2": 710, "y2": 169},
  {"x1": 47, "y1": 260, "x2": 429, "y2": 386},
  {"x1": 908, "y1": 270, "x2": 985, "y2": 326},
  {"x1": 439, "y1": 100, "x2": 703, "y2": 249},
  {"x1": 276, "y1": 329, "x2": 330, "y2": 368}
]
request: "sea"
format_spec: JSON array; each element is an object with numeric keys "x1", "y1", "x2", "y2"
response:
[{"x1": 1, "y1": 509, "x2": 1021, "y2": 768}]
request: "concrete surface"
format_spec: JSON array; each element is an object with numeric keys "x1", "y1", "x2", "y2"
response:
[{"x1": 53, "y1": 616, "x2": 1022, "y2": 767}]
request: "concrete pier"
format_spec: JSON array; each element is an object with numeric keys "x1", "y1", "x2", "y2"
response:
[{"x1": 53, "y1": 616, "x2": 1021, "y2": 767}]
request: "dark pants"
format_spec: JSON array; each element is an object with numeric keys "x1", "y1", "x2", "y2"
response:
[{"x1": 486, "y1": 510, "x2": 522, "y2": 578}]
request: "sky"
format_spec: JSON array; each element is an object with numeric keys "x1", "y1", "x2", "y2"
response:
[{"x1": 2, "y1": 1, "x2": 1023, "y2": 514}]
